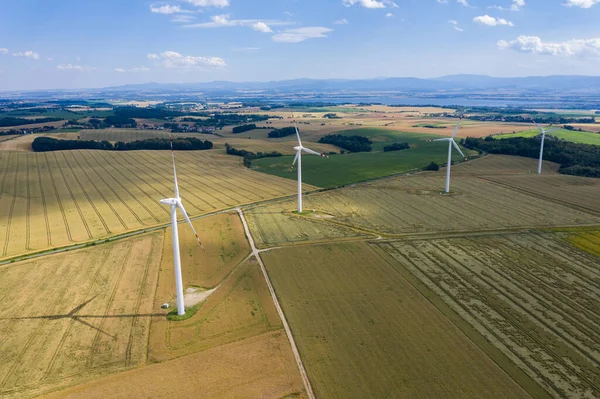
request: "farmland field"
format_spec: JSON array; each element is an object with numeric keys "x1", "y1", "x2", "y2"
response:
[
  {"x1": 0, "y1": 232, "x2": 164, "y2": 399},
  {"x1": 245, "y1": 200, "x2": 369, "y2": 248},
  {"x1": 375, "y1": 231, "x2": 600, "y2": 398},
  {"x1": 288, "y1": 172, "x2": 600, "y2": 235},
  {"x1": 43, "y1": 331, "x2": 306, "y2": 399},
  {"x1": 79, "y1": 129, "x2": 211, "y2": 142},
  {"x1": 495, "y1": 128, "x2": 600, "y2": 145},
  {"x1": 451, "y1": 154, "x2": 559, "y2": 176},
  {"x1": 0, "y1": 150, "x2": 308, "y2": 260},
  {"x1": 262, "y1": 242, "x2": 535, "y2": 398},
  {"x1": 252, "y1": 129, "x2": 475, "y2": 188}
]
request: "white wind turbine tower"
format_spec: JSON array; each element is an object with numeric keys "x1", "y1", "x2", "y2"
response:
[
  {"x1": 160, "y1": 136, "x2": 204, "y2": 316},
  {"x1": 289, "y1": 114, "x2": 328, "y2": 213},
  {"x1": 432, "y1": 117, "x2": 469, "y2": 194},
  {"x1": 532, "y1": 120, "x2": 559, "y2": 175}
]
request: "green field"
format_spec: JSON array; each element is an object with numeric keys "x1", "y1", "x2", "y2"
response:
[
  {"x1": 251, "y1": 129, "x2": 472, "y2": 187},
  {"x1": 495, "y1": 128, "x2": 600, "y2": 145}
]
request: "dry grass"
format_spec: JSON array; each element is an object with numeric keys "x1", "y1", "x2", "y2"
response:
[
  {"x1": 41, "y1": 331, "x2": 306, "y2": 399},
  {"x1": 262, "y1": 242, "x2": 532, "y2": 398},
  {"x1": 0, "y1": 134, "x2": 43, "y2": 151},
  {"x1": 0, "y1": 232, "x2": 164, "y2": 399},
  {"x1": 79, "y1": 129, "x2": 211, "y2": 142},
  {"x1": 0, "y1": 150, "x2": 309, "y2": 260},
  {"x1": 452, "y1": 154, "x2": 560, "y2": 176}
]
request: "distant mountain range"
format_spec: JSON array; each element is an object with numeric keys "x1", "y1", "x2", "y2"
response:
[{"x1": 103, "y1": 75, "x2": 600, "y2": 93}]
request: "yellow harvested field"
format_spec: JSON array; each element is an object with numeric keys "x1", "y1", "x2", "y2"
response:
[
  {"x1": 296, "y1": 173, "x2": 600, "y2": 235},
  {"x1": 262, "y1": 242, "x2": 533, "y2": 398},
  {"x1": 0, "y1": 150, "x2": 309, "y2": 260},
  {"x1": 42, "y1": 331, "x2": 307, "y2": 399},
  {"x1": 212, "y1": 137, "x2": 339, "y2": 155},
  {"x1": 0, "y1": 135, "x2": 19, "y2": 143},
  {"x1": 0, "y1": 120, "x2": 65, "y2": 132},
  {"x1": 0, "y1": 134, "x2": 43, "y2": 151},
  {"x1": 0, "y1": 233, "x2": 164, "y2": 399}
]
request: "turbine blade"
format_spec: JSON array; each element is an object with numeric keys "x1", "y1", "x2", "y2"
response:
[
  {"x1": 451, "y1": 117, "x2": 462, "y2": 139},
  {"x1": 545, "y1": 127, "x2": 560, "y2": 134},
  {"x1": 177, "y1": 201, "x2": 204, "y2": 250},
  {"x1": 532, "y1": 119, "x2": 543, "y2": 132},
  {"x1": 68, "y1": 295, "x2": 98, "y2": 316},
  {"x1": 170, "y1": 133, "x2": 180, "y2": 198},
  {"x1": 291, "y1": 111, "x2": 302, "y2": 146},
  {"x1": 451, "y1": 139, "x2": 467, "y2": 159},
  {"x1": 432, "y1": 138, "x2": 450, "y2": 142},
  {"x1": 302, "y1": 147, "x2": 329, "y2": 157},
  {"x1": 290, "y1": 150, "x2": 300, "y2": 171}
]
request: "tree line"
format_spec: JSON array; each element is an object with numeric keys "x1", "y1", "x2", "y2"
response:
[
  {"x1": 32, "y1": 136, "x2": 213, "y2": 152},
  {"x1": 462, "y1": 136, "x2": 600, "y2": 178},
  {"x1": 319, "y1": 134, "x2": 373, "y2": 152},
  {"x1": 0, "y1": 117, "x2": 62, "y2": 127},
  {"x1": 268, "y1": 127, "x2": 297, "y2": 138},
  {"x1": 225, "y1": 143, "x2": 282, "y2": 167},
  {"x1": 383, "y1": 142, "x2": 410, "y2": 152}
]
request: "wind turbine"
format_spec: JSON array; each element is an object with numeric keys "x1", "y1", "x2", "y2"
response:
[
  {"x1": 160, "y1": 136, "x2": 204, "y2": 316},
  {"x1": 289, "y1": 113, "x2": 328, "y2": 213},
  {"x1": 432, "y1": 117, "x2": 468, "y2": 194},
  {"x1": 532, "y1": 120, "x2": 559, "y2": 175}
]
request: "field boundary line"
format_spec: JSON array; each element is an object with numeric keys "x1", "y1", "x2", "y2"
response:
[
  {"x1": 35, "y1": 154, "x2": 52, "y2": 246},
  {"x1": 2, "y1": 153, "x2": 19, "y2": 257},
  {"x1": 236, "y1": 208, "x2": 316, "y2": 399}
]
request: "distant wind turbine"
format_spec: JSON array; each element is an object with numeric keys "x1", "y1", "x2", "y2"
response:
[
  {"x1": 160, "y1": 135, "x2": 204, "y2": 316},
  {"x1": 289, "y1": 113, "x2": 328, "y2": 213},
  {"x1": 432, "y1": 117, "x2": 469, "y2": 193},
  {"x1": 532, "y1": 120, "x2": 559, "y2": 175}
]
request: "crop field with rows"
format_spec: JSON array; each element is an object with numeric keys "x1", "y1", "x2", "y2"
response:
[{"x1": 0, "y1": 150, "x2": 307, "y2": 260}]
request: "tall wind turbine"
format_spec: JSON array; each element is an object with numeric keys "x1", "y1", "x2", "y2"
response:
[
  {"x1": 532, "y1": 120, "x2": 559, "y2": 175},
  {"x1": 432, "y1": 118, "x2": 468, "y2": 193},
  {"x1": 160, "y1": 136, "x2": 204, "y2": 316},
  {"x1": 289, "y1": 114, "x2": 328, "y2": 213}
]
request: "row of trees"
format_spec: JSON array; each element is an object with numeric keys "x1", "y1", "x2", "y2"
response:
[
  {"x1": 232, "y1": 124, "x2": 257, "y2": 133},
  {"x1": 268, "y1": 127, "x2": 297, "y2": 138},
  {"x1": 462, "y1": 136, "x2": 600, "y2": 178},
  {"x1": 465, "y1": 115, "x2": 595, "y2": 124},
  {"x1": 319, "y1": 134, "x2": 373, "y2": 152},
  {"x1": 0, "y1": 117, "x2": 62, "y2": 127},
  {"x1": 32, "y1": 137, "x2": 213, "y2": 152},
  {"x1": 225, "y1": 143, "x2": 282, "y2": 167},
  {"x1": 383, "y1": 142, "x2": 410, "y2": 152}
]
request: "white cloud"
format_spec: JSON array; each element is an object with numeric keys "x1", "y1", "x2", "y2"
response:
[
  {"x1": 386, "y1": 12, "x2": 394, "y2": 17},
  {"x1": 147, "y1": 51, "x2": 226, "y2": 68},
  {"x1": 437, "y1": 0, "x2": 448, "y2": 3},
  {"x1": 116, "y1": 66, "x2": 150, "y2": 72},
  {"x1": 232, "y1": 47, "x2": 260, "y2": 52},
  {"x1": 150, "y1": 5, "x2": 183, "y2": 14},
  {"x1": 12, "y1": 51, "x2": 40, "y2": 60},
  {"x1": 185, "y1": 14, "x2": 291, "y2": 29},
  {"x1": 252, "y1": 22, "x2": 272, "y2": 33},
  {"x1": 0, "y1": 48, "x2": 8, "y2": 55},
  {"x1": 47, "y1": 57, "x2": 53, "y2": 61},
  {"x1": 449, "y1": 20, "x2": 464, "y2": 31},
  {"x1": 474, "y1": 15, "x2": 514, "y2": 26},
  {"x1": 564, "y1": 0, "x2": 600, "y2": 7},
  {"x1": 172, "y1": 14, "x2": 195, "y2": 23},
  {"x1": 342, "y1": 0, "x2": 397, "y2": 9},
  {"x1": 489, "y1": 0, "x2": 526, "y2": 11},
  {"x1": 184, "y1": 0, "x2": 229, "y2": 7},
  {"x1": 334, "y1": 18, "x2": 349, "y2": 24},
  {"x1": 457, "y1": 0, "x2": 470, "y2": 6},
  {"x1": 498, "y1": 36, "x2": 600, "y2": 56},
  {"x1": 114, "y1": 68, "x2": 126, "y2": 72},
  {"x1": 57, "y1": 64, "x2": 94, "y2": 71},
  {"x1": 272, "y1": 27, "x2": 333, "y2": 43}
]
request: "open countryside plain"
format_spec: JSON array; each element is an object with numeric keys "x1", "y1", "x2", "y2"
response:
[
  {"x1": 247, "y1": 154, "x2": 600, "y2": 398},
  {"x1": 0, "y1": 150, "x2": 310, "y2": 260}
]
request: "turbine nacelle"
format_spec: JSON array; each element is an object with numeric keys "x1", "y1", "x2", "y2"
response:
[
  {"x1": 293, "y1": 146, "x2": 302, "y2": 151},
  {"x1": 160, "y1": 198, "x2": 179, "y2": 206}
]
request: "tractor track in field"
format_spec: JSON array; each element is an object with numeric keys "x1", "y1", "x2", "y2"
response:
[
  {"x1": 68, "y1": 152, "x2": 128, "y2": 231},
  {"x1": 60, "y1": 152, "x2": 111, "y2": 235},
  {"x1": 2, "y1": 154, "x2": 19, "y2": 257},
  {"x1": 34, "y1": 155, "x2": 52, "y2": 246},
  {"x1": 77, "y1": 151, "x2": 147, "y2": 227}
]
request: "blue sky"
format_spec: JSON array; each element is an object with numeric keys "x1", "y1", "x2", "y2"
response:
[{"x1": 0, "y1": 0, "x2": 599, "y2": 90}]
